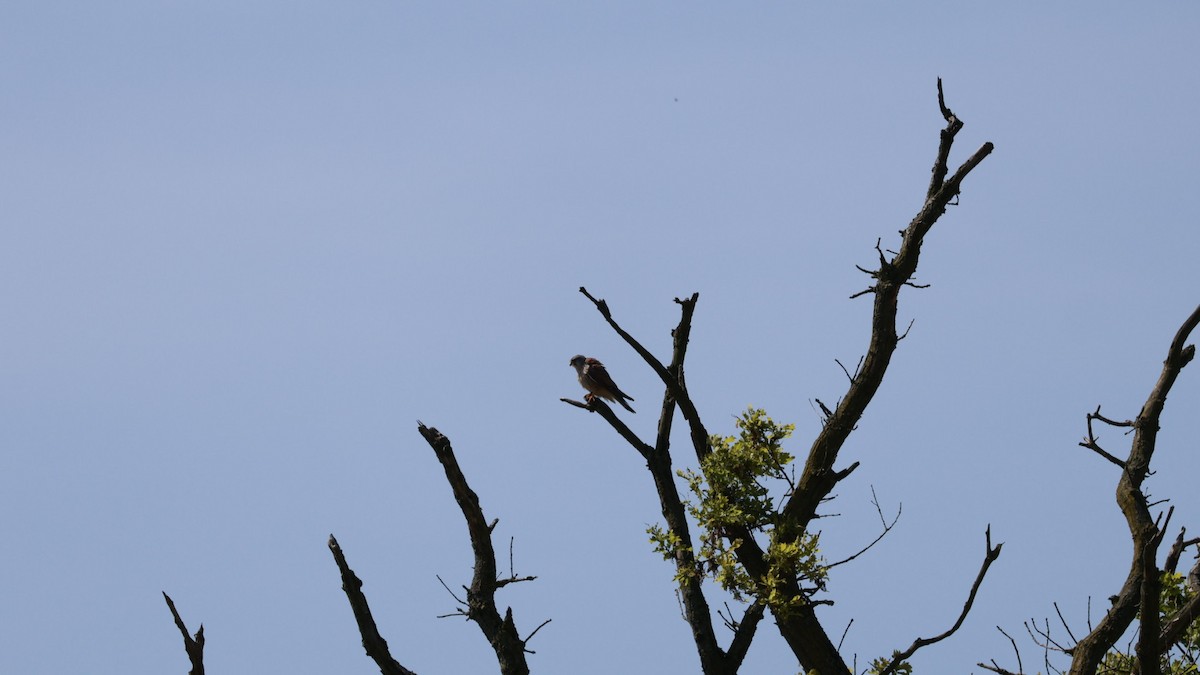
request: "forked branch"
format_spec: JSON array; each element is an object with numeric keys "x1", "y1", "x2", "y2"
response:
[
  {"x1": 417, "y1": 422, "x2": 534, "y2": 675},
  {"x1": 823, "y1": 488, "x2": 901, "y2": 571},
  {"x1": 577, "y1": 288, "x2": 712, "y2": 461},
  {"x1": 1068, "y1": 303, "x2": 1200, "y2": 674},
  {"x1": 163, "y1": 592, "x2": 205, "y2": 675},
  {"x1": 563, "y1": 294, "x2": 755, "y2": 674}
]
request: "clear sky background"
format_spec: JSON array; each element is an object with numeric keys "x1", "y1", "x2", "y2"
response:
[{"x1": 2, "y1": 4, "x2": 1198, "y2": 674}]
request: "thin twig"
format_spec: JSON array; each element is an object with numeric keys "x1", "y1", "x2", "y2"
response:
[
  {"x1": 997, "y1": 624, "x2": 1023, "y2": 675},
  {"x1": 838, "y1": 618, "x2": 854, "y2": 652},
  {"x1": 824, "y1": 487, "x2": 901, "y2": 571}
]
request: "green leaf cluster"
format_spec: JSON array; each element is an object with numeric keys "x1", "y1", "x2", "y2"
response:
[
  {"x1": 650, "y1": 407, "x2": 826, "y2": 613},
  {"x1": 1161, "y1": 571, "x2": 1200, "y2": 660},
  {"x1": 1099, "y1": 570, "x2": 1200, "y2": 674},
  {"x1": 867, "y1": 652, "x2": 912, "y2": 675}
]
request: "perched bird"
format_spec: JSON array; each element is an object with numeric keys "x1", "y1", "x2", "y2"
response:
[{"x1": 569, "y1": 355, "x2": 635, "y2": 413}]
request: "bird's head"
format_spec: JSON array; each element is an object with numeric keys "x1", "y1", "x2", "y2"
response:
[{"x1": 569, "y1": 355, "x2": 586, "y2": 370}]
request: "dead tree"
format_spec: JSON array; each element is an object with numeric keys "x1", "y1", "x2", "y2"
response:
[{"x1": 563, "y1": 79, "x2": 996, "y2": 674}]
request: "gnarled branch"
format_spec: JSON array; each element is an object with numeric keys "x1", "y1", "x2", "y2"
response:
[{"x1": 1069, "y1": 303, "x2": 1200, "y2": 674}]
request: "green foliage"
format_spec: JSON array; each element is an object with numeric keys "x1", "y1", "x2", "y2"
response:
[
  {"x1": 765, "y1": 527, "x2": 827, "y2": 616},
  {"x1": 647, "y1": 524, "x2": 684, "y2": 563},
  {"x1": 684, "y1": 407, "x2": 795, "y2": 531},
  {"x1": 1098, "y1": 570, "x2": 1200, "y2": 674},
  {"x1": 867, "y1": 653, "x2": 912, "y2": 675},
  {"x1": 650, "y1": 407, "x2": 826, "y2": 614},
  {"x1": 1161, "y1": 571, "x2": 1200, "y2": 658}
]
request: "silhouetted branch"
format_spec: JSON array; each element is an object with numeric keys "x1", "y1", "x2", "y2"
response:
[
  {"x1": 991, "y1": 624, "x2": 1025, "y2": 675},
  {"x1": 726, "y1": 601, "x2": 766, "y2": 668},
  {"x1": 782, "y1": 78, "x2": 994, "y2": 537},
  {"x1": 522, "y1": 618, "x2": 553, "y2": 653},
  {"x1": 1048, "y1": 602, "x2": 1077, "y2": 647},
  {"x1": 1162, "y1": 528, "x2": 1199, "y2": 575},
  {"x1": 566, "y1": 293, "x2": 757, "y2": 674},
  {"x1": 417, "y1": 422, "x2": 533, "y2": 675},
  {"x1": 1078, "y1": 406, "x2": 1131, "y2": 469},
  {"x1": 578, "y1": 288, "x2": 712, "y2": 462},
  {"x1": 328, "y1": 536, "x2": 418, "y2": 675},
  {"x1": 769, "y1": 79, "x2": 992, "y2": 675},
  {"x1": 876, "y1": 527, "x2": 1003, "y2": 675},
  {"x1": 560, "y1": 396, "x2": 653, "y2": 461},
  {"x1": 163, "y1": 592, "x2": 205, "y2": 675},
  {"x1": 824, "y1": 487, "x2": 900, "y2": 571}
]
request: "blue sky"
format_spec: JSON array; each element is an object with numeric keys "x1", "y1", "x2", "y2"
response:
[{"x1": 2, "y1": 3, "x2": 1198, "y2": 674}]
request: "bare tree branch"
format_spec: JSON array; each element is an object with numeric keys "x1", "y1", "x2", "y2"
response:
[
  {"x1": 564, "y1": 296, "x2": 749, "y2": 674},
  {"x1": 781, "y1": 77, "x2": 994, "y2": 537},
  {"x1": 1162, "y1": 528, "x2": 1198, "y2": 575},
  {"x1": 162, "y1": 592, "x2": 205, "y2": 675},
  {"x1": 995, "y1": 624, "x2": 1025, "y2": 675},
  {"x1": 770, "y1": 78, "x2": 992, "y2": 675},
  {"x1": 1078, "y1": 406, "x2": 1131, "y2": 469},
  {"x1": 726, "y1": 601, "x2": 766, "y2": 668},
  {"x1": 1069, "y1": 303, "x2": 1200, "y2": 674},
  {"x1": 876, "y1": 527, "x2": 1003, "y2": 675},
  {"x1": 978, "y1": 663, "x2": 1023, "y2": 675},
  {"x1": 1053, "y1": 602, "x2": 1079, "y2": 646},
  {"x1": 559, "y1": 396, "x2": 653, "y2": 460},
  {"x1": 417, "y1": 422, "x2": 533, "y2": 675},
  {"x1": 327, "y1": 536, "x2": 418, "y2": 675},
  {"x1": 578, "y1": 288, "x2": 712, "y2": 462},
  {"x1": 823, "y1": 487, "x2": 900, "y2": 571}
]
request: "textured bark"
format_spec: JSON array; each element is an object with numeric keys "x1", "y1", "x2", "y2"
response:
[{"x1": 1068, "y1": 305, "x2": 1200, "y2": 675}]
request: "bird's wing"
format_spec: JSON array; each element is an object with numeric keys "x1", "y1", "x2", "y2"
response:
[{"x1": 587, "y1": 359, "x2": 632, "y2": 401}]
